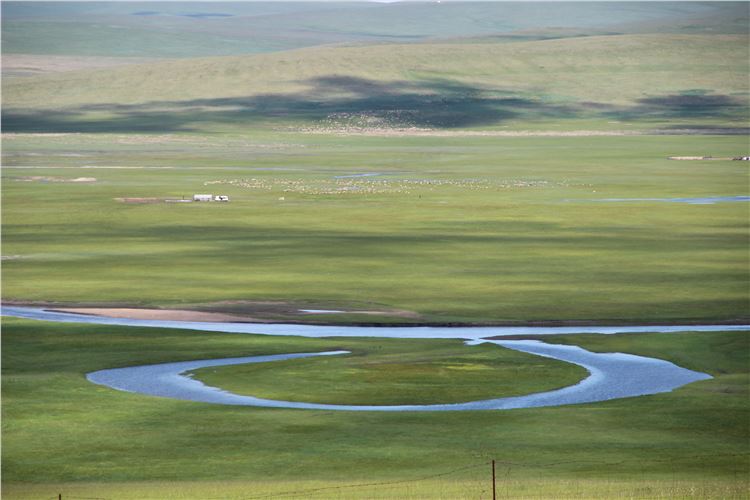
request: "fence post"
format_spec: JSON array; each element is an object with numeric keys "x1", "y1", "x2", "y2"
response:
[{"x1": 492, "y1": 459, "x2": 496, "y2": 500}]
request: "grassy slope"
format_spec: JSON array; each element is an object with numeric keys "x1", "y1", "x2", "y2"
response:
[
  {"x1": 0, "y1": 2, "x2": 380, "y2": 57},
  {"x1": 3, "y1": 34, "x2": 748, "y2": 132},
  {"x1": 2, "y1": 133, "x2": 748, "y2": 323},
  {"x1": 2, "y1": 318, "x2": 748, "y2": 498}
]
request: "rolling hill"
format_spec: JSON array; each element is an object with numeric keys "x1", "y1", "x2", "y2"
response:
[
  {"x1": 3, "y1": 1, "x2": 745, "y2": 58},
  {"x1": 3, "y1": 33, "x2": 749, "y2": 133}
]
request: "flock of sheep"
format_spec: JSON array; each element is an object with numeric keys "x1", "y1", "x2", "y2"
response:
[{"x1": 204, "y1": 177, "x2": 554, "y2": 196}]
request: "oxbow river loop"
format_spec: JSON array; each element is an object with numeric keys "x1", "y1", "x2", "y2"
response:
[
  {"x1": 5, "y1": 306, "x2": 748, "y2": 411},
  {"x1": 85, "y1": 340, "x2": 712, "y2": 411}
]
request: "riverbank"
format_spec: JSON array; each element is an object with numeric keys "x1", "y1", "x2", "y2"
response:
[
  {"x1": 4, "y1": 306, "x2": 750, "y2": 344},
  {"x1": 3, "y1": 302, "x2": 748, "y2": 328}
]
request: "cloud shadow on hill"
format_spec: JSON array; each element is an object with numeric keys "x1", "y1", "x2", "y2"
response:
[
  {"x1": 604, "y1": 94, "x2": 747, "y2": 121},
  {"x1": 1, "y1": 76, "x2": 574, "y2": 133},
  {"x1": 2, "y1": 77, "x2": 747, "y2": 133}
]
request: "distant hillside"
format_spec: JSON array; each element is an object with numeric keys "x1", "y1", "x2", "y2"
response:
[
  {"x1": 3, "y1": 34, "x2": 748, "y2": 132},
  {"x1": 2, "y1": 1, "x2": 746, "y2": 58}
]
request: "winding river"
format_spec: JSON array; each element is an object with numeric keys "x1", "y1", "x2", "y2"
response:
[
  {"x1": 4, "y1": 306, "x2": 748, "y2": 411},
  {"x1": 5, "y1": 306, "x2": 749, "y2": 339}
]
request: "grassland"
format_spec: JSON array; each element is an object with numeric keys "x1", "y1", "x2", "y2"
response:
[
  {"x1": 4, "y1": 479, "x2": 749, "y2": 499},
  {"x1": 4, "y1": 2, "x2": 744, "y2": 59},
  {"x1": 2, "y1": 133, "x2": 748, "y2": 324},
  {"x1": 3, "y1": 13, "x2": 746, "y2": 326},
  {"x1": 190, "y1": 339, "x2": 586, "y2": 405},
  {"x1": 4, "y1": 34, "x2": 748, "y2": 134},
  {"x1": 2, "y1": 4, "x2": 748, "y2": 498},
  {"x1": 2, "y1": 318, "x2": 748, "y2": 499}
]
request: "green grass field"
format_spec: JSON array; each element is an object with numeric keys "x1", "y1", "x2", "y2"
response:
[
  {"x1": 191, "y1": 339, "x2": 586, "y2": 405},
  {"x1": 2, "y1": 133, "x2": 748, "y2": 324},
  {"x1": 2, "y1": 3, "x2": 749, "y2": 498},
  {"x1": 2, "y1": 318, "x2": 748, "y2": 499}
]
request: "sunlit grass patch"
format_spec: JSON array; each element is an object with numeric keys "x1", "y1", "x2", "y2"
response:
[{"x1": 191, "y1": 342, "x2": 587, "y2": 405}]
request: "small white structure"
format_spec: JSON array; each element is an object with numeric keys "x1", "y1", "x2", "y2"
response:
[
  {"x1": 193, "y1": 194, "x2": 213, "y2": 202},
  {"x1": 214, "y1": 195, "x2": 229, "y2": 202}
]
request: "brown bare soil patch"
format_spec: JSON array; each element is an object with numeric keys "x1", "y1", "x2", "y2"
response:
[
  {"x1": 7, "y1": 300, "x2": 745, "y2": 326},
  {"x1": 50, "y1": 308, "x2": 259, "y2": 323},
  {"x1": 44, "y1": 301, "x2": 422, "y2": 324}
]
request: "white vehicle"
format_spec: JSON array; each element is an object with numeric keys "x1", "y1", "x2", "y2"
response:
[
  {"x1": 214, "y1": 195, "x2": 230, "y2": 202},
  {"x1": 193, "y1": 194, "x2": 213, "y2": 202}
]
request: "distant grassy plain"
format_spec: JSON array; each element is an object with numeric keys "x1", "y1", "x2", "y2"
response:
[
  {"x1": 2, "y1": 318, "x2": 748, "y2": 498},
  {"x1": 2, "y1": 133, "x2": 748, "y2": 324},
  {"x1": 3, "y1": 36, "x2": 748, "y2": 324},
  {"x1": 4, "y1": 1, "x2": 745, "y2": 59},
  {"x1": 4, "y1": 34, "x2": 749, "y2": 133}
]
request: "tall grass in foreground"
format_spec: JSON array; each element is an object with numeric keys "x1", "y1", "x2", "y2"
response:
[{"x1": 5, "y1": 479, "x2": 748, "y2": 499}]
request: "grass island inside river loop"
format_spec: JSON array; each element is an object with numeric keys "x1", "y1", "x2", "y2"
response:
[{"x1": 1, "y1": 2, "x2": 749, "y2": 499}]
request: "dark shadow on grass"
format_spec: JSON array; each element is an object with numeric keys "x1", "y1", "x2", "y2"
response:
[
  {"x1": 2, "y1": 76, "x2": 577, "y2": 133},
  {"x1": 605, "y1": 93, "x2": 748, "y2": 122},
  {"x1": 2, "y1": 79, "x2": 747, "y2": 133},
  {"x1": 4, "y1": 219, "x2": 747, "y2": 258}
]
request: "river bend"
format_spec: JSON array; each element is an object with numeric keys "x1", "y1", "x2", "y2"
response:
[{"x1": 3, "y1": 306, "x2": 742, "y2": 411}]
